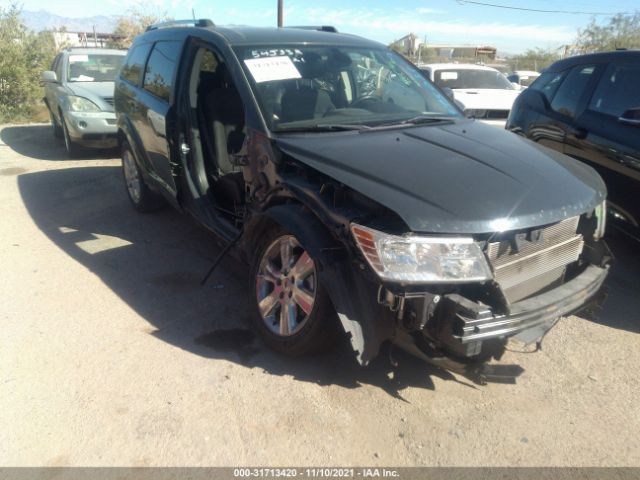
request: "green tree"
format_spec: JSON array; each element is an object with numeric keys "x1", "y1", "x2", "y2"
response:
[
  {"x1": 109, "y1": 3, "x2": 172, "y2": 49},
  {"x1": 575, "y1": 12, "x2": 640, "y2": 54},
  {"x1": 508, "y1": 47, "x2": 560, "y2": 72},
  {"x1": 0, "y1": 3, "x2": 57, "y2": 122}
]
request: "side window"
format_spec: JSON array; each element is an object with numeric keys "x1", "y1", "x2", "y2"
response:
[
  {"x1": 121, "y1": 43, "x2": 152, "y2": 86},
  {"x1": 588, "y1": 63, "x2": 640, "y2": 118},
  {"x1": 550, "y1": 64, "x2": 597, "y2": 118},
  {"x1": 143, "y1": 41, "x2": 182, "y2": 102},
  {"x1": 55, "y1": 55, "x2": 65, "y2": 80},
  {"x1": 50, "y1": 54, "x2": 60, "y2": 72},
  {"x1": 529, "y1": 71, "x2": 566, "y2": 103},
  {"x1": 200, "y1": 50, "x2": 219, "y2": 73}
]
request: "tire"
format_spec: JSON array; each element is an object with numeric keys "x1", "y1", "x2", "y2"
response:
[
  {"x1": 250, "y1": 226, "x2": 337, "y2": 356},
  {"x1": 61, "y1": 116, "x2": 82, "y2": 158},
  {"x1": 50, "y1": 110, "x2": 63, "y2": 139},
  {"x1": 121, "y1": 140, "x2": 167, "y2": 213}
]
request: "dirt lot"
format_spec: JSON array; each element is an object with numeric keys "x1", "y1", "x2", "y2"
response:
[{"x1": 1, "y1": 124, "x2": 639, "y2": 467}]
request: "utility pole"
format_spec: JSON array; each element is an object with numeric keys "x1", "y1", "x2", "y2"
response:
[{"x1": 277, "y1": 0, "x2": 283, "y2": 27}]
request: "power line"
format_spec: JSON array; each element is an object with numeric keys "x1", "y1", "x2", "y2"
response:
[{"x1": 455, "y1": 0, "x2": 632, "y2": 15}]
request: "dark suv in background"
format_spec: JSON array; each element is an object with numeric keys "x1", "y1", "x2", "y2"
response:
[
  {"x1": 507, "y1": 51, "x2": 640, "y2": 239},
  {"x1": 114, "y1": 20, "x2": 610, "y2": 381}
]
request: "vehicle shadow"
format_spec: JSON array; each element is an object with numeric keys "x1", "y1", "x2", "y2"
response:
[
  {"x1": 583, "y1": 231, "x2": 640, "y2": 334},
  {"x1": 17, "y1": 165, "x2": 471, "y2": 400},
  {"x1": 1, "y1": 124, "x2": 118, "y2": 161}
]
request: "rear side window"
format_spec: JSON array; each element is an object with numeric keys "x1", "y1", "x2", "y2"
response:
[
  {"x1": 121, "y1": 43, "x2": 152, "y2": 86},
  {"x1": 143, "y1": 41, "x2": 182, "y2": 102},
  {"x1": 550, "y1": 65, "x2": 597, "y2": 118},
  {"x1": 588, "y1": 62, "x2": 640, "y2": 118}
]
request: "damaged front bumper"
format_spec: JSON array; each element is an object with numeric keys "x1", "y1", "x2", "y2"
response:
[
  {"x1": 323, "y1": 256, "x2": 608, "y2": 374},
  {"x1": 434, "y1": 264, "x2": 609, "y2": 358}
]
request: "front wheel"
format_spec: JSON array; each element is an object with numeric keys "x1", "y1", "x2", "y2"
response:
[
  {"x1": 250, "y1": 227, "x2": 337, "y2": 356},
  {"x1": 61, "y1": 117, "x2": 82, "y2": 158},
  {"x1": 50, "y1": 111, "x2": 63, "y2": 139},
  {"x1": 121, "y1": 140, "x2": 166, "y2": 212}
]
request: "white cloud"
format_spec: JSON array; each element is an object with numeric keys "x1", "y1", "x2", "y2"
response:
[{"x1": 416, "y1": 7, "x2": 444, "y2": 15}]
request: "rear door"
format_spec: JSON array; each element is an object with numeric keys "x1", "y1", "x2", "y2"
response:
[
  {"x1": 565, "y1": 61, "x2": 640, "y2": 226},
  {"x1": 136, "y1": 40, "x2": 183, "y2": 202}
]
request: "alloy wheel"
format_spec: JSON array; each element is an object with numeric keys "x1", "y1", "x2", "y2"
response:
[
  {"x1": 255, "y1": 235, "x2": 318, "y2": 336},
  {"x1": 122, "y1": 149, "x2": 142, "y2": 204}
]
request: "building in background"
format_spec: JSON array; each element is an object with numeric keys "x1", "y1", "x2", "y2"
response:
[
  {"x1": 420, "y1": 44, "x2": 497, "y2": 62},
  {"x1": 53, "y1": 30, "x2": 124, "y2": 49}
]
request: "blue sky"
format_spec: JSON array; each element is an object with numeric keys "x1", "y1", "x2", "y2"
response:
[{"x1": 17, "y1": 0, "x2": 640, "y2": 53}]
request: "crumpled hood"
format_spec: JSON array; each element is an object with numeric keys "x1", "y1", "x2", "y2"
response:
[
  {"x1": 275, "y1": 120, "x2": 606, "y2": 234},
  {"x1": 453, "y1": 88, "x2": 520, "y2": 111},
  {"x1": 67, "y1": 82, "x2": 115, "y2": 110}
]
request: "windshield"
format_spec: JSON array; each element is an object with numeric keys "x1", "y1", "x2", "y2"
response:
[
  {"x1": 434, "y1": 69, "x2": 515, "y2": 90},
  {"x1": 234, "y1": 45, "x2": 461, "y2": 132},
  {"x1": 67, "y1": 53, "x2": 125, "y2": 82}
]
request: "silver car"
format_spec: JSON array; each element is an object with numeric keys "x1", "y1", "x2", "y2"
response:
[{"x1": 42, "y1": 48, "x2": 126, "y2": 157}]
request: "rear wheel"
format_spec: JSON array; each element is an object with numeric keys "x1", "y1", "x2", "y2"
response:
[
  {"x1": 121, "y1": 140, "x2": 166, "y2": 212},
  {"x1": 251, "y1": 227, "x2": 336, "y2": 356}
]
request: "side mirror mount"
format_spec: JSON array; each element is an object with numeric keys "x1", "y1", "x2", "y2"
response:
[
  {"x1": 618, "y1": 107, "x2": 640, "y2": 127},
  {"x1": 511, "y1": 82, "x2": 522, "y2": 90},
  {"x1": 523, "y1": 88, "x2": 549, "y2": 111},
  {"x1": 441, "y1": 86, "x2": 455, "y2": 100},
  {"x1": 41, "y1": 71, "x2": 58, "y2": 83}
]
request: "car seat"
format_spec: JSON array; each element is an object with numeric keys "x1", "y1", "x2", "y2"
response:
[
  {"x1": 280, "y1": 86, "x2": 335, "y2": 122},
  {"x1": 198, "y1": 65, "x2": 246, "y2": 216}
]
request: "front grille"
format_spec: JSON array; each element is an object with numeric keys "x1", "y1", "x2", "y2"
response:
[
  {"x1": 103, "y1": 96, "x2": 114, "y2": 106},
  {"x1": 487, "y1": 217, "x2": 584, "y2": 303}
]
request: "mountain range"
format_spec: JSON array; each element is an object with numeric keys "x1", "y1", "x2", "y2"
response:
[{"x1": 20, "y1": 10, "x2": 118, "y2": 33}]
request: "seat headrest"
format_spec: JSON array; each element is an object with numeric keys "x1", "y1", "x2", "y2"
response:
[{"x1": 280, "y1": 87, "x2": 334, "y2": 122}]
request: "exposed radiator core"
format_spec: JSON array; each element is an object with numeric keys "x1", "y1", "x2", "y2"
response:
[{"x1": 487, "y1": 217, "x2": 583, "y2": 303}]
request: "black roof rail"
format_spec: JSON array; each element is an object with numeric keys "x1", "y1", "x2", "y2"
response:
[
  {"x1": 145, "y1": 19, "x2": 214, "y2": 32},
  {"x1": 285, "y1": 25, "x2": 338, "y2": 33}
]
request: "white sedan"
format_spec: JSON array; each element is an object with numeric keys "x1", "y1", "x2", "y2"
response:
[{"x1": 420, "y1": 64, "x2": 521, "y2": 127}]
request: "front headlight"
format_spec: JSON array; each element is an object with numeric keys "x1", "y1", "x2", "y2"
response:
[
  {"x1": 68, "y1": 96, "x2": 101, "y2": 112},
  {"x1": 351, "y1": 224, "x2": 493, "y2": 283},
  {"x1": 594, "y1": 201, "x2": 607, "y2": 240}
]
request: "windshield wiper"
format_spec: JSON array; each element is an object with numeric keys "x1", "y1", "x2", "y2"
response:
[
  {"x1": 398, "y1": 115, "x2": 456, "y2": 125},
  {"x1": 372, "y1": 116, "x2": 456, "y2": 129},
  {"x1": 275, "y1": 124, "x2": 371, "y2": 133}
]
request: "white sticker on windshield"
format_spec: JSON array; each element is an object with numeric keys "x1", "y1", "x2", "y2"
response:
[
  {"x1": 69, "y1": 54, "x2": 89, "y2": 63},
  {"x1": 440, "y1": 71, "x2": 458, "y2": 80},
  {"x1": 244, "y1": 56, "x2": 301, "y2": 83}
]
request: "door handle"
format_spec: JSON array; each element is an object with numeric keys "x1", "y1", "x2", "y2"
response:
[{"x1": 619, "y1": 116, "x2": 640, "y2": 126}]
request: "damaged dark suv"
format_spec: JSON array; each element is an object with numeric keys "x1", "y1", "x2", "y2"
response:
[{"x1": 115, "y1": 20, "x2": 610, "y2": 379}]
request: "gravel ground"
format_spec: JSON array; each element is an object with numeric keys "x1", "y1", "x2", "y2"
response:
[{"x1": 1, "y1": 124, "x2": 639, "y2": 467}]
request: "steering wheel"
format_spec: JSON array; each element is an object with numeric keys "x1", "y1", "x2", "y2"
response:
[{"x1": 350, "y1": 96, "x2": 381, "y2": 110}]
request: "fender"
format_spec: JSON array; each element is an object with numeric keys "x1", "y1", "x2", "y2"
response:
[{"x1": 245, "y1": 204, "x2": 395, "y2": 365}]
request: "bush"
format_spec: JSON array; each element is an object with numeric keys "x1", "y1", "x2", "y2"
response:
[{"x1": 0, "y1": 3, "x2": 56, "y2": 123}]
